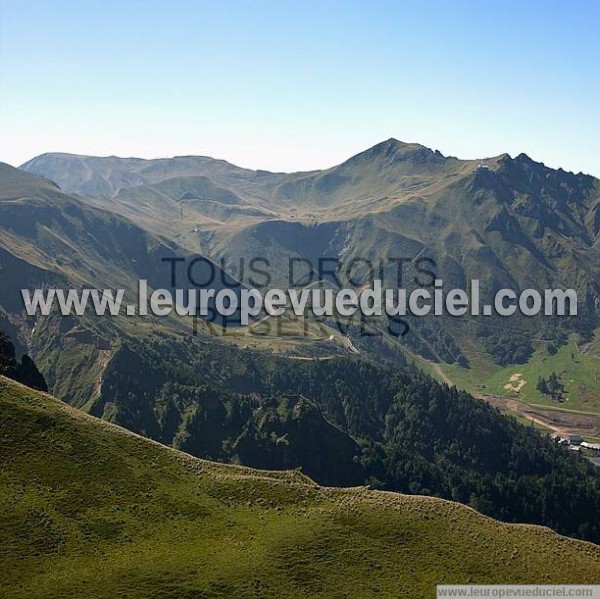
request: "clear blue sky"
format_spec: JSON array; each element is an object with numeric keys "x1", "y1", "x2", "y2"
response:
[{"x1": 1, "y1": 0, "x2": 599, "y2": 175}]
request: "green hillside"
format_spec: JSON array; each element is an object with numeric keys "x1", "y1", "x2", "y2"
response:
[
  {"x1": 443, "y1": 332, "x2": 600, "y2": 413},
  {"x1": 0, "y1": 163, "x2": 267, "y2": 405},
  {"x1": 7, "y1": 144, "x2": 600, "y2": 554},
  {"x1": 2, "y1": 375, "x2": 599, "y2": 599}
]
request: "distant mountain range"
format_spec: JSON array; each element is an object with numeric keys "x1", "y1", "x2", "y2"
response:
[
  {"x1": 1, "y1": 163, "x2": 263, "y2": 405},
  {"x1": 21, "y1": 141, "x2": 600, "y2": 368}
]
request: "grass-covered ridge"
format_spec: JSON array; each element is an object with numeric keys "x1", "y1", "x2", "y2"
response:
[
  {"x1": 1, "y1": 376, "x2": 600, "y2": 598},
  {"x1": 97, "y1": 334, "x2": 600, "y2": 543}
]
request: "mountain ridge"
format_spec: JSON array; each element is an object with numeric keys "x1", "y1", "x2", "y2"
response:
[
  {"x1": 22, "y1": 138, "x2": 593, "y2": 181},
  {"x1": 12, "y1": 145, "x2": 600, "y2": 396},
  {"x1": 4, "y1": 147, "x2": 600, "y2": 548},
  {"x1": 2, "y1": 374, "x2": 600, "y2": 598}
]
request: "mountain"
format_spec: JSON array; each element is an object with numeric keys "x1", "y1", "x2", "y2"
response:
[
  {"x1": 0, "y1": 163, "x2": 256, "y2": 405},
  {"x1": 8, "y1": 144, "x2": 600, "y2": 544},
  {"x1": 20, "y1": 152, "x2": 261, "y2": 197},
  {"x1": 22, "y1": 142, "x2": 600, "y2": 410},
  {"x1": 94, "y1": 331, "x2": 600, "y2": 543},
  {"x1": 2, "y1": 375, "x2": 599, "y2": 598}
]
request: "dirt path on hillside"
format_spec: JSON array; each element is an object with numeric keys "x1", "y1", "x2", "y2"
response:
[
  {"x1": 473, "y1": 393, "x2": 600, "y2": 438},
  {"x1": 425, "y1": 361, "x2": 454, "y2": 386}
]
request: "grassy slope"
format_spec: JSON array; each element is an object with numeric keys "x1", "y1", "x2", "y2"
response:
[
  {"x1": 442, "y1": 332, "x2": 600, "y2": 414},
  {"x1": 1, "y1": 376, "x2": 600, "y2": 598}
]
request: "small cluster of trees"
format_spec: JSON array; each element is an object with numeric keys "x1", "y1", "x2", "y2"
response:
[
  {"x1": 0, "y1": 330, "x2": 47, "y2": 391},
  {"x1": 536, "y1": 371, "x2": 565, "y2": 401},
  {"x1": 476, "y1": 327, "x2": 534, "y2": 366}
]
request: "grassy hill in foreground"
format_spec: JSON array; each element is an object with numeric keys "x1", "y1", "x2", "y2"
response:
[{"x1": 1, "y1": 377, "x2": 599, "y2": 599}]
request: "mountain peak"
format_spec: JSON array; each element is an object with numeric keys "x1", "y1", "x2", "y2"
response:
[
  {"x1": 341, "y1": 138, "x2": 442, "y2": 169},
  {"x1": 374, "y1": 138, "x2": 425, "y2": 151}
]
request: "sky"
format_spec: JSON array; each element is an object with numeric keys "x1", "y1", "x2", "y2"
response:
[{"x1": 1, "y1": 0, "x2": 599, "y2": 176}]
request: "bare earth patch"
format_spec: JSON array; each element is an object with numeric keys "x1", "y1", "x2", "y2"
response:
[
  {"x1": 476, "y1": 392, "x2": 600, "y2": 439},
  {"x1": 504, "y1": 373, "x2": 527, "y2": 393}
]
